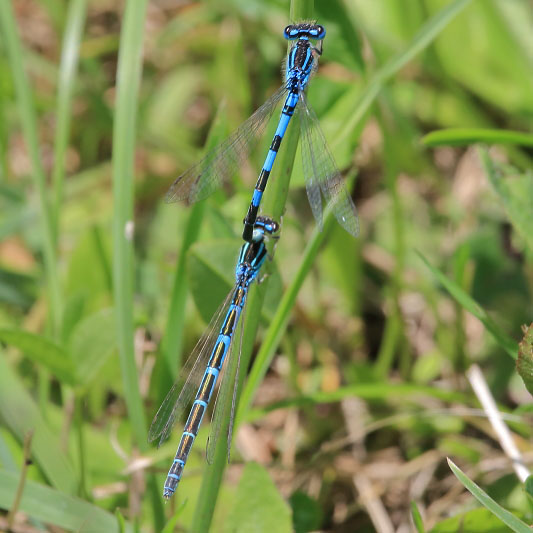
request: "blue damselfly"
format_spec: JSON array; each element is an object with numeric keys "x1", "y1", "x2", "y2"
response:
[
  {"x1": 166, "y1": 22, "x2": 359, "y2": 242},
  {"x1": 149, "y1": 216, "x2": 279, "y2": 499}
]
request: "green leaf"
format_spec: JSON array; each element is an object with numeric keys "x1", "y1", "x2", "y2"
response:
[
  {"x1": 0, "y1": 329, "x2": 75, "y2": 385},
  {"x1": 290, "y1": 491, "x2": 323, "y2": 533},
  {"x1": 524, "y1": 475, "x2": 533, "y2": 503},
  {"x1": 411, "y1": 501, "x2": 425, "y2": 533},
  {"x1": 447, "y1": 459, "x2": 530, "y2": 533},
  {"x1": 422, "y1": 128, "x2": 533, "y2": 147},
  {"x1": 517, "y1": 324, "x2": 533, "y2": 397},
  {"x1": 69, "y1": 307, "x2": 117, "y2": 386},
  {"x1": 430, "y1": 507, "x2": 520, "y2": 533},
  {"x1": 188, "y1": 239, "x2": 238, "y2": 323},
  {"x1": 224, "y1": 463, "x2": 292, "y2": 533},
  {"x1": 417, "y1": 251, "x2": 517, "y2": 360},
  {"x1": 0, "y1": 470, "x2": 128, "y2": 532},
  {"x1": 0, "y1": 354, "x2": 77, "y2": 494}
]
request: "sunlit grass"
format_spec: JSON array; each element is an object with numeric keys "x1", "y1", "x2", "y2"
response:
[{"x1": 0, "y1": 0, "x2": 532, "y2": 531}]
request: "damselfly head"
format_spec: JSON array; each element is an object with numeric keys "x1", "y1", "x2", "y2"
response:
[
  {"x1": 284, "y1": 23, "x2": 326, "y2": 41},
  {"x1": 253, "y1": 216, "x2": 280, "y2": 241}
]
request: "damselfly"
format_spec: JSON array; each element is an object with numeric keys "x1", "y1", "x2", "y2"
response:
[
  {"x1": 149, "y1": 216, "x2": 279, "y2": 499},
  {"x1": 166, "y1": 22, "x2": 359, "y2": 242}
]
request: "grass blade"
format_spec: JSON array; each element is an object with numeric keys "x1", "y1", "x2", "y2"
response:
[
  {"x1": 0, "y1": 1, "x2": 62, "y2": 334},
  {"x1": 111, "y1": 2, "x2": 165, "y2": 525},
  {"x1": 422, "y1": 128, "x2": 533, "y2": 147},
  {"x1": 51, "y1": 0, "x2": 87, "y2": 241},
  {"x1": 0, "y1": 329, "x2": 75, "y2": 385},
  {"x1": 417, "y1": 251, "x2": 517, "y2": 359},
  {"x1": 111, "y1": 0, "x2": 148, "y2": 446},
  {"x1": 0, "y1": 470, "x2": 129, "y2": 533},
  {"x1": 448, "y1": 459, "x2": 531, "y2": 533},
  {"x1": 335, "y1": 0, "x2": 474, "y2": 148},
  {"x1": 411, "y1": 501, "x2": 425, "y2": 533},
  {"x1": 0, "y1": 353, "x2": 77, "y2": 494},
  {"x1": 190, "y1": 2, "x2": 314, "y2": 529}
]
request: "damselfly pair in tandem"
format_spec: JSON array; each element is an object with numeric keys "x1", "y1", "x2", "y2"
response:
[{"x1": 149, "y1": 22, "x2": 359, "y2": 499}]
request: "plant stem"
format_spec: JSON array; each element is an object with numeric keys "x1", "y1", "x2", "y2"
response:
[
  {"x1": 190, "y1": 2, "x2": 313, "y2": 530},
  {"x1": 0, "y1": 1, "x2": 62, "y2": 336}
]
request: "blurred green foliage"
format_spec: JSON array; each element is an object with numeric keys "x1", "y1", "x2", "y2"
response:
[{"x1": 0, "y1": 0, "x2": 532, "y2": 531}]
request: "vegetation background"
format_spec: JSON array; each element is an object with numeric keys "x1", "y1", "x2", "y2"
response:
[{"x1": 0, "y1": 0, "x2": 532, "y2": 531}]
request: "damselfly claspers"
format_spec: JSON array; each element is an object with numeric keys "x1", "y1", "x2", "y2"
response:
[
  {"x1": 148, "y1": 216, "x2": 279, "y2": 499},
  {"x1": 165, "y1": 22, "x2": 359, "y2": 242}
]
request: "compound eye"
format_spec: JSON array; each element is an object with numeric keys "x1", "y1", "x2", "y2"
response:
[
  {"x1": 283, "y1": 25, "x2": 293, "y2": 39},
  {"x1": 315, "y1": 25, "x2": 326, "y2": 39}
]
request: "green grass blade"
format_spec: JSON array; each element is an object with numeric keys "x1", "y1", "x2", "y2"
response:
[
  {"x1": 417, "y1": 251, "x2": 517, "y2": 359},
  {"x1": 244, "y1": 382, "x2": 469, "y2": 422},
  {"x1": 0, "y1": 470, "x2": 129, "y2": 532},
  {"x1": 237, "y1": 214, "x2": 333, "y2": 425},
  {"x1": 411, "y1": 501, "x2": 425, "y2": 533},
  {"x1": 190, "y1": 2, "x2": 313, "y2": 529},
  {"x1": 159, "y1": 105, "x2": 231, "y2": 385},
  {"x1": 111, "y1": 0, "x2": 148, "y2": 447},
  {"x1": 51, "y1": 0, "x2": 87, "y2": 241},
  {"x1": 111, "y1": 2, "x2": 165, "y2": 525},
  {"x1": 517, "y1": 324, "x2": 533, "y2": 397},
  {"x1": 0, "y1": 1, "x2": 62, "y2": 335},
  {"x1": 448, "y1": 459, "x2": 531, "y2": 533},
  {"x1": 478, "y1": 146, "x2": 533, "y2": 252},
  {"x1": 335, "y1": 0, "x2": 474, "y2": 148},
  {"x1": 0, "y1": 353, "x2": 77, "y2": 494},
  {"x1": 422, "y1": 128, "x2": 533, "y2": 147}
]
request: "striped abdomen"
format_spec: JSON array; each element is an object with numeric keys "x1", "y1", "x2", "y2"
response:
[
  {"x1": 242, "y1": 89, "x2": 299, "y2": 241},
  {"x1": 163, "y1": 286, "x2": 249, "y2": 499}
]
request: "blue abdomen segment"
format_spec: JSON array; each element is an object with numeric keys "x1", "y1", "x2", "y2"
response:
[
  {"x1": 242, "y1": 91, "x2": 300, "y2": 242},
  {"x1": 162, "y1": 288, "x2": 248, "y2": 499}
]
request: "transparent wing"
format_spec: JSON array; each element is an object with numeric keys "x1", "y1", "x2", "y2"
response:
[
  {"x1": 206, "y1": 294, "x2": 246, "y2": 465},
  {"x1": 298, "y1": 92, "x2": 360, "y2": 237},
  {"x1": 148, "y1": 288, "x2": 236, "y2": 447},
  {"x1": 165, "y1": 85, "x2": 288, "y2": 204}
]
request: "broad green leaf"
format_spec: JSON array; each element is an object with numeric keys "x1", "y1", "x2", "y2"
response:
[
  {"x1": 188, "y1": 239, "x2": 282, "y2": 324},
  {"x1": 0, "y1": 267, "x2": 35, "y2": 309},
  {"x1": 0, "y1": 354, "x2": 77, "y2": 494},
  {"x1": 69, "y1": 307, "x2": 117, "y2": 386},
  {"x1": 65, "y1": 228, "x2": 113, "y2": 313},
  {"x1": 422, "y1": 128, "x2": 533, "y2": 147},
  {"x1": 0, "y1": 329, "x2": 75, "y2": 384},
  {"x1": 430, "y1": 507, "x2": 520, "y2": 533},
  {"x1": 0, "y1": 470, "x2": 128, "y2": 532},
  {"x1": 417, "y1": 251, "x2": 517, "y2": 359},
  {"x1": 517, "y1": 324, "x2": 533, "y2": 397},
  {"x1": 290, "y1": 491, "x2": 323, "y2": 533},
  {"x1": 448, "y1": 459, "x2": 530, "y2": 533},
  {"x1": 223, "y1": 462, "x2": 292, "y2": 533},
  {"x1": 60, "y1": 290, "x2": 87, "y2": 343},
  {"x1": 188, "y1": 239, "x2": 239, "y2": 324}
]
